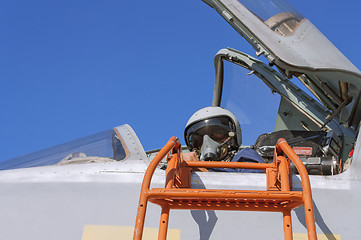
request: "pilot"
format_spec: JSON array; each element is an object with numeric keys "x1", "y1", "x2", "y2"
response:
[{"x1": 184, "y1": 106, "x2": 264, "y2": 173}]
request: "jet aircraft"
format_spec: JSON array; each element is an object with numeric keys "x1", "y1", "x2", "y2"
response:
[{"x1": 0, "y1": 0, "x2": 360, "y2": 239}]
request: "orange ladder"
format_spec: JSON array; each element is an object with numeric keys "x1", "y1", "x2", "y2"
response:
[{"x1": 133, "y1": 137, "x2": 317, "y2": 240}]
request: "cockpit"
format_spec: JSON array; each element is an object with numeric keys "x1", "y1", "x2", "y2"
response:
[{"x1": 211, "y1": 47, "x2": 355, "y2": 175}]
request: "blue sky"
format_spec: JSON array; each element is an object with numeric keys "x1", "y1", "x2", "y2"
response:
[{"x1": 1, "y1": 0, "x2": 360, "y2": 162}]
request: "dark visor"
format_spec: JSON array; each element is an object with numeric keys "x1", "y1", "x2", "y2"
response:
[{"x1": 185, "y1": 117, "x2": 235, "y2": 150}]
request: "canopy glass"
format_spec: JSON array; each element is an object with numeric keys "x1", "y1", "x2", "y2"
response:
[{"x1": 239, "y1": 0, "x2": 304, "y2": 36}]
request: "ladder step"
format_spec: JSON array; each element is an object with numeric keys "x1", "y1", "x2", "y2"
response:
[
  {"x1": 149, "y1": 198, "x2": 303, "y2": 212},
  {"x1": 149, "y1": 188, "x2": 303, "y2": 201},
  {"x1": 148, "y1": 188, "x2": 303, "y2": 211}
]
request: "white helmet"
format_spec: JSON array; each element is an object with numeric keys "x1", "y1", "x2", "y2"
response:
[{"x1": 184, "y1": 107, "x2": 242, "y2": 161}]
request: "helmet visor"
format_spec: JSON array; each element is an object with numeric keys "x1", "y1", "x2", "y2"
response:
[{"x1": 185, "y1": 117, "x2": 236, "y2": 151}]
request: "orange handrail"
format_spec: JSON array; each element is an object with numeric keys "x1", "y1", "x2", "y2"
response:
[
  {"x1": 275, "y1": 138, "x2": 317, "y2": 240},
  {"x1": 133, "y1": 137, "x2": 317, "y2": 240},
  {"x1": 133, "y1": 137, "x2": 180, "y2": 240},
  {"x1": 185, "y1": 161, "x2": 273, "y2": 169}
]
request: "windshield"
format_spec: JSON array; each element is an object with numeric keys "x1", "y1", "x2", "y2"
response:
[
  {"x1": 0, "y1": 128, "x2": 128, "y2": 170},
  {"x1": 237, "y1": 0, "x2": 305, "y2": 36},
  {"x1": 221, "y1": 61, "x2": 281, "y2": 146}
]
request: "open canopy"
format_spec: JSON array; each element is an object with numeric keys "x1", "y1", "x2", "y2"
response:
[{"x1": 204, "y1": 0, "x2": 361, "y2": 129}]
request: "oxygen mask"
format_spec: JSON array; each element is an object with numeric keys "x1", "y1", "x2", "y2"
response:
[{"x1": 200, "y1": 135, "x2": 221, "y2": 161}]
